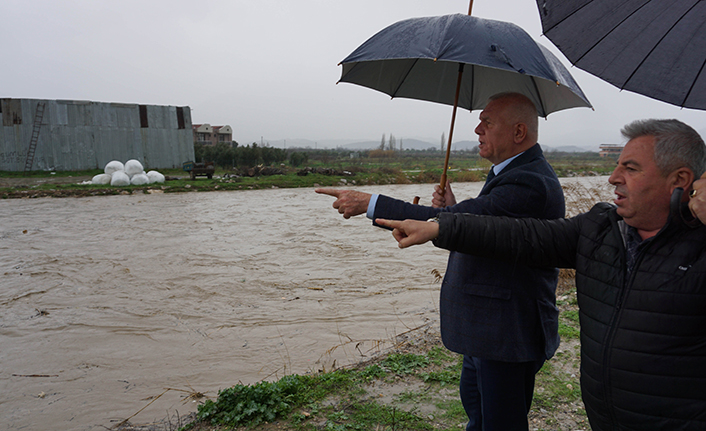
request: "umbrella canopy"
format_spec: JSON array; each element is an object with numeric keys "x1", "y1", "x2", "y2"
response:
[
  {"x1": 537, "y1": 0, "x2": 706, "y2": 109},
  {"x1": 339, "y1": 13, "x2": 592, "y2": 117}
]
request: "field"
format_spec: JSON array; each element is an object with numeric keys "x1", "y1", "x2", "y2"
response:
[{"x1": 0, "y1": 149, "x2": 615, "y2": 199}]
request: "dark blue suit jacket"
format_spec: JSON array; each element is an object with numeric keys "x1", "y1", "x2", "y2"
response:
[{"x1": 372, "y1": 144, "x2": 565, "y2": 361}]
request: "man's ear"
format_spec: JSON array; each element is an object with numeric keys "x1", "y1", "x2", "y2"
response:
[
  {"x1": 670, "y1": 167, "x2": 694, "y2": 194},
  {"x1": 513, "y1": 123, "x2": 528, "y2": 144}
]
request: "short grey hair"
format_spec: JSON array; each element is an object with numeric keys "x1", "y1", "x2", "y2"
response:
[
  {"x1": 621, "y1": 119, "x2": 706, "y2": 178},
  {"x1": 488, "y1": 92, "x2": 539, "y2": 140}
]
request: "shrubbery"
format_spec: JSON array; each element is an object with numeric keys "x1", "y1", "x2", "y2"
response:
[{"x1": 194, "y1": 142, "x2": 288, "y2": 169}]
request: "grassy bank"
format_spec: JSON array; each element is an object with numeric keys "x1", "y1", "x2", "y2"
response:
[
  {"x1": 115, "y1": 273, "x2": 585, "y2": 431},
  {"x1": 0, "y1": 166, "x2": 449, "y2": 199},
  {"x1": 0, "y1": 152, "x2": 614, "y2": 199}
]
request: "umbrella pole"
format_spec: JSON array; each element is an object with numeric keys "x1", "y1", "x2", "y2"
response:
[
  {"x1": 414, "y1": 0, "x2": 471, "y2": 204},
  {"x1": 436, "y1": 1, "x2": 472, "y2": 198},
  {"x1": 439, "y1": 63, "x2": 465, "y2": 196}
]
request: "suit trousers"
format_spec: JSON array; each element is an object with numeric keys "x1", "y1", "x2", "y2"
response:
[{"x1": 460, "y1": 355, "x2": 544, "y2": 431}]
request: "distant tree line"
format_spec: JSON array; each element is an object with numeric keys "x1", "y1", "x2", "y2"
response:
[
  {"x1": 194, "y1": 142, "x2": 309, "y2": 169},
  {"x1": 193, "y1": 140, "x2": 599, "y2": 172}
]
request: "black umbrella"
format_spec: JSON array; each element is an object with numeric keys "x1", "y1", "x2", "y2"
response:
[
  {"x1": 537, "y1": 0, "x2": 706, "y2": 109},
  {"x1": 339, "y1": 12, "x2": 591, "y2": 194}
]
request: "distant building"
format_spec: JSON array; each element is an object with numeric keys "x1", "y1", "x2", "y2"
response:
[
  {"x1": 192, "y1": 124, "x2": 232, "y2": 146},
  {"x1": 0, "y1": 98, "x2": 194, "y2": 172},
  {"x1": 599, "y1": 144, "x2": 623, "y2": 157}
]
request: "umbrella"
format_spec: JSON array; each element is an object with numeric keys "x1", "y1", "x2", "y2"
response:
[
  {"x1": 339, "y1": 13, "x2": 592, "y2": 193},
  {"x1": 536, "y1": 0, "x2": 706, "y2": 109}
]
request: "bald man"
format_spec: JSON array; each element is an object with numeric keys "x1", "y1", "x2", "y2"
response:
[{"x1": 317, "y1": 92, "x2": 565, "y2": 431}]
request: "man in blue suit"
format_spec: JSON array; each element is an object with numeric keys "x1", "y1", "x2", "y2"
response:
[{"x1": 316, "y1": 92, "x2": 565, "y2": 431}]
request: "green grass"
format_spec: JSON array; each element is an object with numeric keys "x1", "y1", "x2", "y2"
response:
[
  {"x1": 187, "y1": 362, "x2": 438, "y2": 431},
  {"x1": 0, "y1": 168, "x2": 104, "y2": 178},
  {"x1": 380, "y1": 353, "x2": 430, "y2": 375},
  {"x1": 194, "y1": 372, "x2": 362, "y2": 429},
  {"x1": 559, "y1": 322, "x2": 580, "y2": 340},
  {"x1": 420, "y1": 369, "x2": 459, "y2": 386},
  {"x1": 534, "y1": 361, "x2": 582, "y2": 409}
]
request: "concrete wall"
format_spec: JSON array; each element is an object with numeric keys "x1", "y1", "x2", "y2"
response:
[{"x1": 0, "y1": 98, "x2": 195, "y2": 171}]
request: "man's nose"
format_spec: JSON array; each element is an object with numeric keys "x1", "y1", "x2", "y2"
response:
[{"x1": 608, "y1": 169, "x2": 621, "y2": 185}]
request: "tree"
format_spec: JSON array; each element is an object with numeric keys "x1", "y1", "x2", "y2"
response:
[
  {"x1": 289, "y1": 151, "x2": 308, "y2": 167},
  {"x1": 380, "y1": 133, "x2": 386, "y2": 150},
  {"x1": 440, "y1": 133, "x2": 446, "y2": 152},
  {"x1": 388, "y1": 134, "x2": 396, "y2": 151}
]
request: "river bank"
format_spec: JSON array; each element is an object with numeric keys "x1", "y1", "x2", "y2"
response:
[
  {"x1": 0, "y1": 159, "x2": 611, "y2": 199},
  {"x1": 0, "y1": 169, "x2": 439, "y2": 199},
  {"x1": 118, "y1": 276, "x2": 587, "y2": 431}
]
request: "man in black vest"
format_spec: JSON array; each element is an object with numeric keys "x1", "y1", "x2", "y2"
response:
[
  {"x1": 378, "y1": 118, "x2": 706, "y2": 431},
  {"x1": 316, "y1": 92, "x2": 564, "y2": 431}
]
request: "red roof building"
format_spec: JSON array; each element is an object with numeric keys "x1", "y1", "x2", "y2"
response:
[{"x1": 599, "y1": 144, "x2": 623, "y2": 157}]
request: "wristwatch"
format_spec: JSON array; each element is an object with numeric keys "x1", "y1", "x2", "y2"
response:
[{"x1": 427, "y1": 214, "x2": 440, "y2": 240}]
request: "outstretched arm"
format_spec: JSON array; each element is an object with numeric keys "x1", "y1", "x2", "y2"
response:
[
  {"x1": 315, "y1": 188, "x2": 371, "y2": 219},
  {"x1": 381, "y1": 210, "x2": 582, "y2": 270},
  {"x1": 375, "y1": 218, "x2": 439, "y2": 248}
]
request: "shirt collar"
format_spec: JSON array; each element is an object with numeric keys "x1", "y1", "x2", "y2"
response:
[{"x1": 491, "y1": 150, "x2": 525, "y2": 176}]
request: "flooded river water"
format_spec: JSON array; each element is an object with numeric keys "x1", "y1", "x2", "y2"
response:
[{"x1": 0, "y1": 178, "x2": 612, "y2": 430}]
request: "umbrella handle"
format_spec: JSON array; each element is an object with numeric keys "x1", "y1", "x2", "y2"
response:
[
  {"x1": 439, "y1": 63, "x2": 465, "y2": 196},
  {"x1": 439, "y1": 172, "x2": 448, "y2": 196}
]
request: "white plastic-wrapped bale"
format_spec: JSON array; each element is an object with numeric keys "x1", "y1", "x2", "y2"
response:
[
  {"x1": 110, "y1": 171, "x2": 130, "y2": 186},
  {"x1": 91, "y1": 173, "x2": 112, "y2": 185},
  {"x1": 125, "y1": 159, "x2": 144, "y2": 177},
  {"x1": 104, "y1": 160, "x2": 125, "y2": 175},
  {"x1": 130, "y1": 173, "x2": 149, "y2": 185},
  {"x1": 146, "y1": 170, "x2": 165, "y2": 184}
]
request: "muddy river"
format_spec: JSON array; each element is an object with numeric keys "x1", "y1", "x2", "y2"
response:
[{"x1": 0, "y1": 178, "x2": 612, "y2": 430}]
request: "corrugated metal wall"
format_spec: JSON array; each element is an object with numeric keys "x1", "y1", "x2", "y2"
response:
[{"x1": 0, "y1": 98, "x2": 195, "y2": 171}]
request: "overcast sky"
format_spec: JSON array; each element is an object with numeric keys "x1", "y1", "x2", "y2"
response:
[{"x1": 3, "y1": 0, "x2": 705, "y2": 149}]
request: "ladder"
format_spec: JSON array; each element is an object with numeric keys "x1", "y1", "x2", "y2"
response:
[{"x1": 23, "y1": 102, "x2": 46, "y2": 173}]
